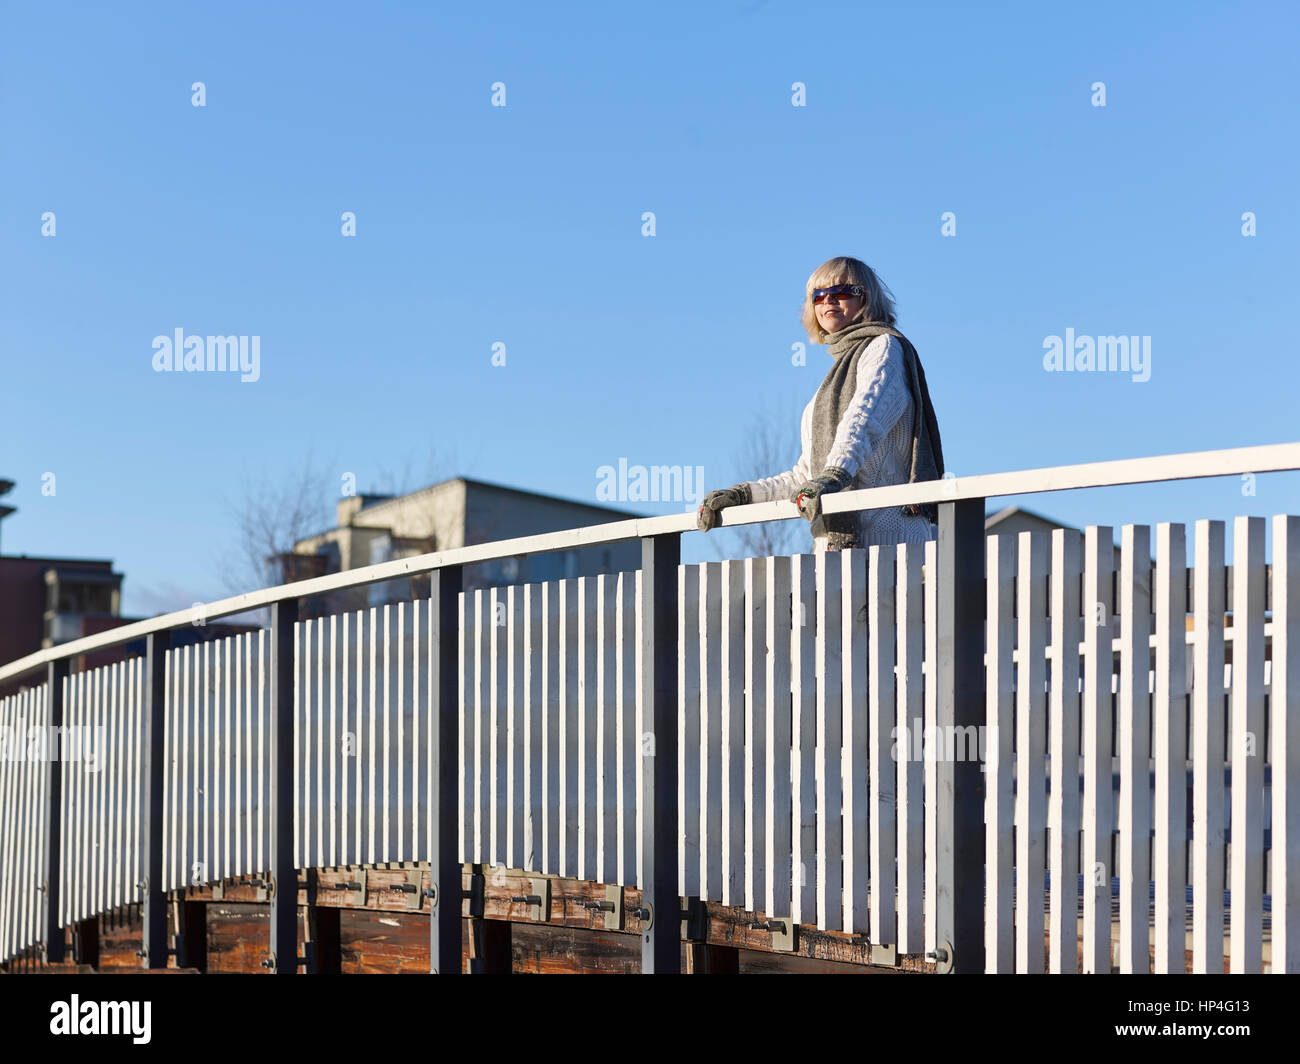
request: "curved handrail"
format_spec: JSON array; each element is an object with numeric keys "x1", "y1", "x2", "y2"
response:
[{"x1": 1, "y1": 439, "x2": 1297, "y2": 685}]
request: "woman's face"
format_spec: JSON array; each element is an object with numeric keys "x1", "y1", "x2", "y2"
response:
[{"x1": 814, "y1": 281, "x2": 866, "y2": 335}]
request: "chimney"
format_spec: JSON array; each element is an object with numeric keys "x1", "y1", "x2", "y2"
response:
[{"x1": 337, "y1": 495, "x2": 365, "y2": 526}]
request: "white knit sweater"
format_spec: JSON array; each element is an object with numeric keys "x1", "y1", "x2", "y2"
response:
[{"x1": 747, "y1": 334, "x2": 936, "y2": 547}]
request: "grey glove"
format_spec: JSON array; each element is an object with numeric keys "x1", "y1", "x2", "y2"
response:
[
  {"x1": 696, "y1": 482, "x2": 752, "y2": 532},
  {"x1": 790, "y1": 466, "x2": 853, "y2": 523}
]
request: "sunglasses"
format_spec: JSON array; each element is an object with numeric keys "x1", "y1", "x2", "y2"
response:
[{"x1": 812, "y1": 283, "x2": 865, "y2": 304}]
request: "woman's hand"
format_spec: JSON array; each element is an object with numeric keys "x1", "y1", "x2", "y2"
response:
[
  {"x1": 790, "y1": 467, "x2": 853, "y2": 522},
  {"x1": 696, "y1": 483, "x2": 752, "y2": 532}
]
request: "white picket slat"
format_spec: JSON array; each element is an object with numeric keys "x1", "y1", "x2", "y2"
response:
[
  {"x1": 923, "y1": 538, "x2": 938, "y2": 953},
  {"x1": 678, "y1": 565, "x2": 702, "y2": 897},
  {"x1": 634, "y1": 569, "x2": 645, "y2": 889},
  {"x1": 868, "y1": 544, "x2": 896, "y2": 946},
  {"x1": 617, "y1": 572, "x2": 636, "y2": 886},
  {"x1": 95, "y1": 668, "x2": 107, "y2": 914},
  {"x1": 1230, "y1": 516, "x2": 1265, "y2": 973},
  {"x1": 1191, "y1": 520, "x2": 1226, "y2": 973},
  {"x1": 508, "y1": 585, "x2": 526, "y2": 870},
  {"x1": 897, "y1": 543, "x2": 924, "y2": 954},
  {"x1": 1016, "y1": 531, "x2": 1048, "y2": 973},
  {"x1": 700, "y1": 563, "x2": 724, "y2": 902},
  {"x1": 985, "y1": 533, "x2": 1015, "y2": 972},
  {"x1": 463, "y1": 597, "x2": 476, "y2": 867},
  {"x1": 489, "y1": 588, "x2": 506, "y2": 869},
  {"x1": 720, "y1": 560, "x2": 745, "y2": 906},
  {"x1": 1153, "y1": 523, "x2": 1188, "y2": 973},
  {"x1": 598, "y1": 574, "x2": 618, "y2": 885},
  {"x1": 350, "y1": 610, "x2": 364, "y2": 867},
  {"x1": 0, "y1": 696, "x2": 18, "y2": 953},
  {"x1": 1118, "y1": 524, "x2": 1152, "y2": 973},
  {"x1": 559, "y1": 578, "x2": 579, "y2": 878},
  {"x1": 1081, "y1": 525, "x2": 1115, "y2": 973},
  {"x1": 816, "y1": 550, "x2": 842, "y2": 931},
  {"x1": 790, "y1": 554, "x2": 817, "y2": 926},
  {"x1": 1048, "y1": 529, "x2": 1082, "y2": 972},
  {"x1": 578, "y1": 577, "x2": 598, "y2": 881},
  {"x1": 225, "y1": 634, "x2": 235, "y2": 881},
  {"x1": 525, "y1": 583, "x2": 544, "y2": 873},
  {"x1": 841, "y1": 549, "x2": 868, "y2": 933},
  {"x1": 366, "y1": 606, "x2": 379, "y2": 865},
  {"x1": 542, "y1": 581, "x2": 560, "y2": 877},
  {"x1": 1273, "y1": 515, "x2": 1300, "y2": 973},
  {"x1": 745, "y1": 557, "x2": 768, "y2": 915},
  {"x1": 6, "y1": 691, "x2": 26, "y2": 953},
  {"x1": 765, "y1": 554, "x2": 793, "y2": 921}
]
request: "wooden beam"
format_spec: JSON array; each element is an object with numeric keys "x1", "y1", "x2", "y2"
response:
[
  {"x1": 469, "y1": 919, "x2": 512, "y2": 974},
  {"x1": 686, "y1": 943, "x2": 739, "y2": 973},
  {"x1": 175, "y1": 866, "x2": 942, "y2": 973}
]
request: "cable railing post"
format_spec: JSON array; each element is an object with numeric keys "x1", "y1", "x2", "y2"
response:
[
  {"x1": 640, "y1": 532, "x2": 680, "y2": 973},
  {"x1": 430, "y1": 565, "x2": 464, "y2": 973},
  {"x1": 141, "y1": 629, "x2": 171, "y2": 968},
  {"x1": 936, "y1": 498, "x2": 986, "y2": 974},
  {"x1": 43, "y1": 658, "x2": 70, "y2": 964},
  {"x1": 268, "y1": 597, "x2": 299, "y2": 974}
]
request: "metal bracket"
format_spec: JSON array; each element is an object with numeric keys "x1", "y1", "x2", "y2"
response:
[
  {"x1": 747, "y1": 917, "x2": 795, "y2": 952},
  {"x1": 465, "y1": 870, "x2": 485, "y2": 918},
  {"x1": 927, "y1": 939, "x2": 955, "y2": 974},
  {"x1": 870, "y1": 943, "x2": 898, "y2": 967},
  {"x1": 603, "y1": 884, "x2": 623, "y2": 929},
  {"x1": 770, "y1": 917, "x2": 795, "y2": 953},
  {"x1": 342, "y1": 868, "x2": 367, "y2": 907},
  {"x1": 509, "y1": 877, "x2": 551, "y2": 921},
  {"x1": 210, "y1": 882, "x2": 224, "y2": 901},
  {"x1": 577, "y1": 884, "x2": 623, "y2": 928},
  {"x1": 681, "y1": 897, "x2": 707, "y2": 941},
  {"x1": 395, "y1": 869, "x2": 424, "y2": 910}
]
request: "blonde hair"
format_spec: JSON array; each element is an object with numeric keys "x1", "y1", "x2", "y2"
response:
[{"x1": 800, "y1": 256, "x2": 898, "y2": 344}]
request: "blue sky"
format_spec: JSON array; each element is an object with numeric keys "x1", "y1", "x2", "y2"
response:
[{"x1": 3, "y1": 0, "x2": 1298, "y2": 617}]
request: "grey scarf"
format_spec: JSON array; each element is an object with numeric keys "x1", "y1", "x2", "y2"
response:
[{"x1": 810, "y1": 318, "x2": 945, "y2": 527}]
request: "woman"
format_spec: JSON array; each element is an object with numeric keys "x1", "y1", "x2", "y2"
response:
[{"x1": 697, "y1": 256, "x2": 945, "y2": 551}]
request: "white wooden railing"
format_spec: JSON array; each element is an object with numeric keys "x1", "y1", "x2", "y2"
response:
[{"x1": 1, "y1": 442, "x2": 1297, "y2": 973}]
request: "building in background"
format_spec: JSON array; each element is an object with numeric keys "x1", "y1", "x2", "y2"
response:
[
  {"x1": 282, "y1": 476, "x2": 645, "y2": 614},
  {"x1": 0, "y1": 554, "x2": 124, "y2": 668},
  {"x1": 984, "y1": 503, "x2": 1124, "y2": 568},
  {"x1": 0, "y1": 480, "x2": 256, "y2": 696}
]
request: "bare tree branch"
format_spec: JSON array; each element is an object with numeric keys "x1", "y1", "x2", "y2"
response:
[{"x1": 216, "y1": 449, "x2": 335, "y2": 598}]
